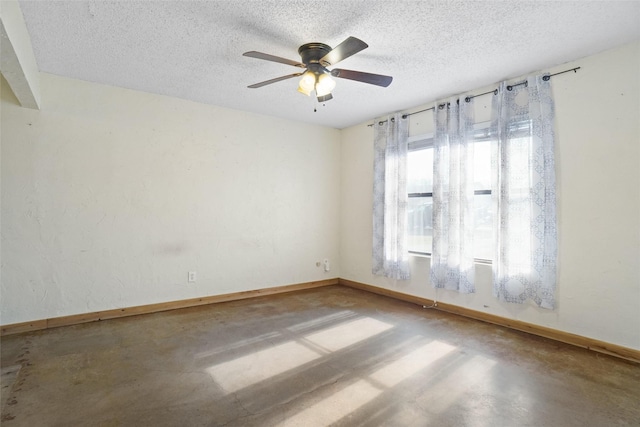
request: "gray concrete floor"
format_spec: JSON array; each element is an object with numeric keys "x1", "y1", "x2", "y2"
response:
[{"x1": 1, "y1": 285, "x2": 639, "y2": 426}]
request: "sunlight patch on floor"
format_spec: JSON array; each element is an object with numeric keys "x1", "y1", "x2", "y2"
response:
[
  {"x1": 283, "y1": 379, "x2": 382, "y2": 426},
  {"x1": 286, "y1": 311, "x2": 358, "y2": 333},
  {"x1": 302, "y1": 317, "x2": 393, "y2": 352},
  {"x1": 207, "y1": 316, "x2": 393, "y2": 393},
  {"x1": 194, "y1": 331, "x2": 282, "y2": 359},
  {"x1": 283, "y1": 340, "x2": 457, "y2": 425},
  {"x1": 207, "y1": 340, "x2": 321, "y2": 393},
  {"x1": 418, "y1": 354, "x2": 497, "y2": 415},
  {"x1": 370, "y1": 340, "x2": 457, "y2": 387}
]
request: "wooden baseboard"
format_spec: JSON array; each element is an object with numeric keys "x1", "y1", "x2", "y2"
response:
[
  {"x1": 339, "y1": 278, "x2": 640, "y2": 364},
  {"x1": 0, "y1": 278, "x2": 339, "y2": 336},
  {"x1": 3, "y1": 277, "x2": 638, "y2": 364}
]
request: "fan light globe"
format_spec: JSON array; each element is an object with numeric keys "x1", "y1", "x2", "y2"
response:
[
  {"x1": 315, "y1": 74, "x2": 336, "y2": 97},
  {"x1": 297, "y1": 71, "x2": 316, "y2": 96}
]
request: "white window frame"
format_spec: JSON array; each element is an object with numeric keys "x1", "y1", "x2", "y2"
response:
[{"x1": 407, "y1": 122, "x2": 493, "y2": 262}]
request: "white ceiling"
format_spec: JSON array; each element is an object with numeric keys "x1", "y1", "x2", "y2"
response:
[{"x1": 17, "y1": 1, "x2": 640, "y2": 129}]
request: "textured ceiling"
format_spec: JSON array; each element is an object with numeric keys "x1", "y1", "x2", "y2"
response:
[{"x1": 17, "y1": 1, "x2": 640, "y2": 129}]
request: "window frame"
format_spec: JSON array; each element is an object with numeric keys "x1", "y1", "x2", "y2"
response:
[
  {"x1": 406, "y1": 122, "x2": 493, "y2": 263},
  {"x1": 407, "y1": 134, "x2": 434, "y2": 256}
]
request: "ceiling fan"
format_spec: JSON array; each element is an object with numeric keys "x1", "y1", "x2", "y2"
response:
[{"x1": 243, "y1": 36, "x2": 392, "y2": 102}]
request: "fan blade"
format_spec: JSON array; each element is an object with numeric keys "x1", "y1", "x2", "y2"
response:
[
  {"x1": 247, "y1": 73, "x2": 303, "y2": 88},
  {"x1": 243, "y1": 51, "x2": 305, "y2": 68},
  {"x1": 331, "y1": 68, "x2": 393, "y2": 87},
  {"x1": 320, "y1": 36, "x2": 368, "y2": 66}
]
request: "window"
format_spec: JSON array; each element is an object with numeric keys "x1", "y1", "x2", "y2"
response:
[
  {"x1": 407, "y1": 137, "x2": 434, "y2": 255},
  {"x1": 406, "y1": 123, "x2": 494, "y2": 261}
]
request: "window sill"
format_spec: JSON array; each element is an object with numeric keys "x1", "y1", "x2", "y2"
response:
[{"x1": 408, "y1": 251, "x2": 492, "y2": 265}]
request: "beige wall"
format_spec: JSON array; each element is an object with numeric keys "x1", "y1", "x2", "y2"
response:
[
  {"x1": 2, "y1": 41, "x2": 639, "y2": 351},
  {"x1": 340, "y1": 41, "x2": 640, "y2": 350},
  {"x1": 1, "y1": 73, "x2": 341, "y2": 324}
]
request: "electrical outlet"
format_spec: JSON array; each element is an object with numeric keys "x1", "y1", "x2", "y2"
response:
[{"x1": 188, "y1": 271, "x2": 197, "y2": 283}]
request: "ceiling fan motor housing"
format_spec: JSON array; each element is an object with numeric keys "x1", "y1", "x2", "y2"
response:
[{"x1": 298, "y1": 43, "x2": 333, "y2": 70}]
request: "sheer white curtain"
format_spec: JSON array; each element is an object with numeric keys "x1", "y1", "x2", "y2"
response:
[
  {"x1": 430, "y1": 98, "x2": 475, "y2": 293},
  {"x1": 491, "y1": 75, "x2": 558, "y2": 309},
  {"x1": 372, "y1": 113, "x2": 410, "y2": 280}
]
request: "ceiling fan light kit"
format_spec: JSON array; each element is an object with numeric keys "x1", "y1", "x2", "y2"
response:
[
  {"x1": 315, "y1": 73, "x2": 336, "y2": 97},
  {"x1": 243, "y1": 36, "x2": 392, "y2": 103},
  {"x1": 297, "y1": 71, "x2": 316, "y2": 96}
]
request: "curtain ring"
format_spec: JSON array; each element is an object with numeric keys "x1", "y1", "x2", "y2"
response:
[
  {"x1": 464, "y1": 96, "x2": 471, "y2": 102},
  {"x1": 507, "y1": 85, "x2": 513, "y2": 91},
  {"x1": 378, "y1": 121, "x2": 384, "y2": 126},
  {"x1": 390, "y1": 117, "x2": 395, "y2": 122},
  {"x1": 524, "y1": 81, "x2": 528, "y2": 87},
  {"x1": 493, "y1": 89, "x2": 498, "y2": 95},
  {"x1": 542, "y1": 75, "x2": 550, "y2": 81}
]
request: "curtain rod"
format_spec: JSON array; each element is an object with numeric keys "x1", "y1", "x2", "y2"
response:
[{"x1": 368, "y1": 66, "x2": 580, "y2": 127}]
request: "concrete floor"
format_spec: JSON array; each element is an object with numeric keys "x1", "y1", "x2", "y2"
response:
[{"x1": 1, "y1": 285, "x2": 639, "y2": 426}]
